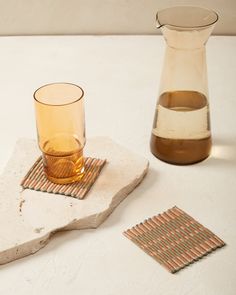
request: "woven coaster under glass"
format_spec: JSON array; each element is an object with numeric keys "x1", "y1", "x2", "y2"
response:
[
  {"x1": 21, "y1": 156, "x2": 106, "y2": 199},
  {"x1": 123, "y1": 206, "x2": 225, "y2": 273}
]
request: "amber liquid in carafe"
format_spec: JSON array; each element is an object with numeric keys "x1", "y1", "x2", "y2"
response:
[{"x1": 150, "y1": 90, "x2": 212, "y2": 165}]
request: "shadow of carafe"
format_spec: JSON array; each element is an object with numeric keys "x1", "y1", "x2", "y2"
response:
[{"x1": 201, "y1": 137, "x2": 236, "y2": 168}]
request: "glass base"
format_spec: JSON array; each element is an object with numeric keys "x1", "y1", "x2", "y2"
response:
[
  {"x1": 46, "y1": 169, "x2": 85, "y2": 184},
  {"x1": 42, "y1": 150, "x2": 85, "y2": 184}
]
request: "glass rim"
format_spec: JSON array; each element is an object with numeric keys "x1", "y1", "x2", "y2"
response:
[
  {"x1": 156, "y1": 6, "x2": 219, "y2": 29},
  {"x1": 33, "y1": 82, "x2": 84, "y2": 106}
]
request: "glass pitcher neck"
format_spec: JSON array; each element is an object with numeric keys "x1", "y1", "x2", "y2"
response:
[
  {"x1": 161, "y1": 25, "x2": 215, "y2": 50},
  {"x1": 156, "y1": 6, "x2": 218, "y2": 49}
]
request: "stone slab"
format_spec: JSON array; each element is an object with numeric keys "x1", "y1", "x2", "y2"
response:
[{"x1": 0, "y1": 137, "x2": 149, "y2": 265}]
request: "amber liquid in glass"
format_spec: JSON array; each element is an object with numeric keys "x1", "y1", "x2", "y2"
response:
[
  {"x1": 42, "y1": 136, "x2": 84, "y2": 184},
  {"x1": 150, "y1": 90, "x2": 212, "y2": 165}
]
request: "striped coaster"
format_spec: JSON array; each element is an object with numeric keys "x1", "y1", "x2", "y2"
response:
[
  {"x1": 21, "y1": 156, "x2": 106, "y2": 199},
  {"x1": 123, "y1": 206, "x2": 225, "y2": 273}
]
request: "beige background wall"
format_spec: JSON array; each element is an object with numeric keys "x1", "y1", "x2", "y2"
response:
[{"x1": 0, "y1": 0, "x2": 235, "y2": 35}]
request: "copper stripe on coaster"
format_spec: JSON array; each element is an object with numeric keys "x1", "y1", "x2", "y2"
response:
[
  {"x1": 123, "y1": 206, "x2": 225, "y2": 273},
  {"x1": 21, "y1": 156, "x2": 106, "y2": 199}
]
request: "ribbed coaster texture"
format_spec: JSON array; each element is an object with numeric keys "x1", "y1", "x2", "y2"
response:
[
  {"x1": 123, "y1": 206, "x2": 225, "y2": 273},
  {"x1": 21, "y1": 156, "x2": 106, "y2": 199}
]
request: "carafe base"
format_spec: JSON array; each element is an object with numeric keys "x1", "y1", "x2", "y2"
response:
[{"x1": 150, "y1": 134, "x2": 212, "y2": 165}]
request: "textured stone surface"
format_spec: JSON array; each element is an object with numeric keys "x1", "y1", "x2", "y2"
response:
[{"x1": 0, "y1": 137, "x2": 149, "y2": 265}]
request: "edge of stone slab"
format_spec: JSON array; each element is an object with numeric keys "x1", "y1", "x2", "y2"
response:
[
  {"x1": 0, "y1": 137, "x2": 149, "y2": 265},
  {"x1": 64, "y1": 162, "x2": 149, "y2": 230}
]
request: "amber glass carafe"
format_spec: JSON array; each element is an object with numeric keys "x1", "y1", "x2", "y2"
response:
[{"x1": 150, "y1": 6, "x2": 218, "y2": 165}]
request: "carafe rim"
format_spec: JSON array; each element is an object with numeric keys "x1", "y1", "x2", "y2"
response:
[{"x1": 156, "y1": 6, "x2": 219, "y2": 30}]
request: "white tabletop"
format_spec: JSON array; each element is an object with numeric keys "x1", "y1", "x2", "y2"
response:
[{"x1": 0, "y1": 35, "x2": 235, "y2": 295}]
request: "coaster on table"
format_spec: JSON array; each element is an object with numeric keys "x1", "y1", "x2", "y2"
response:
[
  {"x1": 21, "y1": 156, "x2": 106, "y2": 199},
  {"x1": 123, "y1": 206, "x2": 225, "y2": 273}
]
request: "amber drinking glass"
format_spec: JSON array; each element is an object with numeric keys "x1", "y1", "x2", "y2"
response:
[{"x1": 34, "y1": 83, "x2": 85, "y2": 184}]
